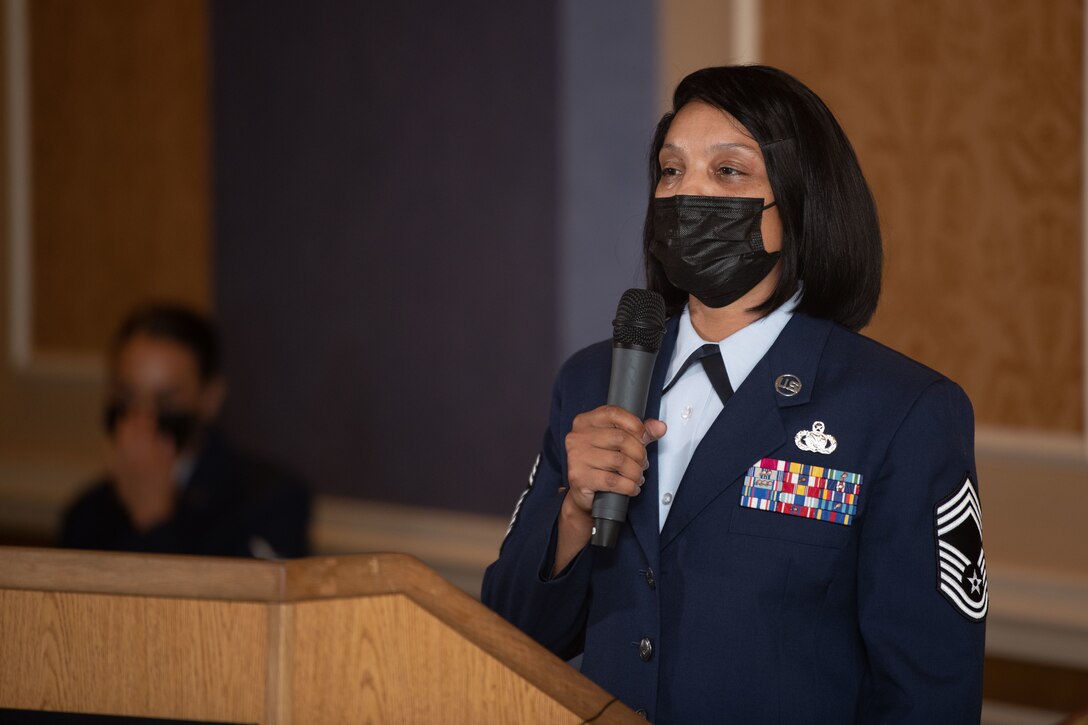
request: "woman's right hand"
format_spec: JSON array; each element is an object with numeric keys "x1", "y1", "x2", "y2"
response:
[{"x1": 553, "y1": 405, "x2": 666, "y2": 574}]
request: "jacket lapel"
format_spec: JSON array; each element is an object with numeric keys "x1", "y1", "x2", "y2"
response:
[
  {"x1": 658, "y1": 314, "x2": 833, "y2": 550},
  {"x1": 626, "y1": 315, "x2": 679, "y2": 569}
]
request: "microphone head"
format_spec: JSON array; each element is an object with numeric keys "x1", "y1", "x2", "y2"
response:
[{"x1": 612, "y1": 288, "x2": 666, "y2": 352}]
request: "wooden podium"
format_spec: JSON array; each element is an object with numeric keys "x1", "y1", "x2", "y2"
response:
[{"x1": 0, "y1": 547, "x2": 639, "y2": 723}]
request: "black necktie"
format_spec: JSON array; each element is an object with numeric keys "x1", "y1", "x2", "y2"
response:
[{"x1": 662, "y1": 343, "x2": 734, "y2": 405}]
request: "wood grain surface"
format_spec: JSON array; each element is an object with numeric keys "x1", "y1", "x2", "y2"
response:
[
  {"x1": 290, "y1": 595, "x2": 583, "y2": 723},
  {"x1": 0, "y1": 590, "x2": 265, "y2": 722},
  {"x1": 762, "y1": 0, "x2": 1084, "y2": 433},
  {"x1": 0, "y1": 548, "x2": 640, "y2": 724},
  {"x1": 28, "y1": 0, "x2": 210, "y2": 356}
]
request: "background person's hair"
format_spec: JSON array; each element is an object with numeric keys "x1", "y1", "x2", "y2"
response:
[
  {"x1": 113, "y1": 303, "x2": 222, "y2": 382},
  {"x1": 643, "y1": 65, "x2": 882, "y2": 331}
]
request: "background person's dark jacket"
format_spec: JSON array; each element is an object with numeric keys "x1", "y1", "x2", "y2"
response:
[{"x1": 61, "y1": 429, "x2": 311, "y2": 558}]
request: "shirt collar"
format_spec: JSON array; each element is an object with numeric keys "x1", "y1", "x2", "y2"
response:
[
  {"x1": 667, "y1": 290, "x2": 800, "y2": 392},
  {"x1": 173, "y1": 454, "x2": 197, "y2": 490}
]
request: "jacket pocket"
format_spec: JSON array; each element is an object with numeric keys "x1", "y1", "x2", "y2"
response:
[{"x1": 728, "y1": 504, "x2": 852, "y2": 549}]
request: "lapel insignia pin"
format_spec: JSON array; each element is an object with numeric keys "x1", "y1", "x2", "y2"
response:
[
  {"x1": 795, "y1": 421, "x2": 837, "y2": 454},
  {"x1": 775, "y1": 374, "x2": 802, "y2": 397}
]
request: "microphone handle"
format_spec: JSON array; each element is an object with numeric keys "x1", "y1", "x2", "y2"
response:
[{"x1": 591, "y1": 345, "x2": 658, "y2": 548}]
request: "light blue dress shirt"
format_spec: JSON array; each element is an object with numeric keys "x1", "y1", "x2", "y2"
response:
[{"x1": 656, "y1": 293, "x2": 799, "y2": 530}]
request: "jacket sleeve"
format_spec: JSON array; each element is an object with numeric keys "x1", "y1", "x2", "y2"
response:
[
  {"x1": 480, "y1": 368, "x2": 596, "y2": 659},
  {"x1": 856, "y1": 378, "x2": 986, "y2": 723}
]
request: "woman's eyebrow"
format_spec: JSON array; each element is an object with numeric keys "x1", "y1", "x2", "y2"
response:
[
  {"x1": 709, "y1": 141, "x2": 760, "y2": 154},
  {"x1": 659, "y1": 141, "x2": 760, "y2": 155}
]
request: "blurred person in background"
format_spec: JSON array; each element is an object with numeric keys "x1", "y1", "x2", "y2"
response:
[{"x1": 61, "y1": 303, "x2": 310, "y2": 558}]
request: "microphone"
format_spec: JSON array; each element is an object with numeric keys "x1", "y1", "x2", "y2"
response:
[{"x1": 591, "y1": 288, "x2": 666, "y2": 548}]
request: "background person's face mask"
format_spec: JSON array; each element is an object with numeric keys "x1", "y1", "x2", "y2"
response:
[
  {"x1": 104, "y1": 401, "x2": 201, "y2": 450},
  {"x1": 650, "y1": 194, "x2": 780, "y2": 308}
]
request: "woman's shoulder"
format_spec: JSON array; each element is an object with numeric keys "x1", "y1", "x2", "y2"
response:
[
  {"x1": 555, "y1": 338, "x2": 613, "y2": 388},
  {"x1": 821, "y1": 319, "x2": 971, "y2": 405},
  {"x1": 831, "y1": 323, "x2": 942, "y2": 374},
  {"x1": 540, "y1": 339, "x2": 615, "y2": 421}
]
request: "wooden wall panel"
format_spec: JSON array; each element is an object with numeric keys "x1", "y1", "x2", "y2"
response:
[
  {"x1": 28, "y1": 0, "x2": 210, "y2": 357},
  {"x1": 762, "y1": 0, "x2": 1084, "y2": 433}
]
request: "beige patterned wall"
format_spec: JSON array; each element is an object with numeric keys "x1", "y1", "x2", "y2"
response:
[{"x1": 762, "y1": 0, "x2": 1084, "y2": 434}]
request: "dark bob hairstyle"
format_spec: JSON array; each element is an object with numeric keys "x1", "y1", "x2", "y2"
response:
[
  {"x1": 644, "y1": 65, "x2": 882, "y2": 331},
  {"x1": 113, "y1": 303, "x2": 222, "y2": 382}
]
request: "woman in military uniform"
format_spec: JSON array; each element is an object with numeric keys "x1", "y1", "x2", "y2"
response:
[{"x1": 483, "y1": 65, "x2": 985, "y2": 724}]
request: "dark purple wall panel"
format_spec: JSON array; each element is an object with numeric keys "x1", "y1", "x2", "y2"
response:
[{"x1": 212, "y1": 2, "x2": 558, "y2": 515}]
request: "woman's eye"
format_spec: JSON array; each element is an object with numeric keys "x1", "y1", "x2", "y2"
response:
[
  {"x1": 717, "y1": 166, "x2": 741, "y2": 176},
  {"x1": 661, "y1": 166, "x2": 681, "y2": 177}
]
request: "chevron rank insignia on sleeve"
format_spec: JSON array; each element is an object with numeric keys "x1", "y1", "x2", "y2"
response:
[
  {"x1": 503, "y1": 452, "x2": 541, "y2": 542},
  {"x1": 934, "y1": 474, "x2": 988, "y2": 621}
]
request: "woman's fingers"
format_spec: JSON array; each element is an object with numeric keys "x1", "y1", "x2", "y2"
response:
[
  {"x1": 570, "y1": 446, "x2": 645, "y2": 489},
  {"x1": 565, "y1": 405, "x2": 664, "y2": 511}
]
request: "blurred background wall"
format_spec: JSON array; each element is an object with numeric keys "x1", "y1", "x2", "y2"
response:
[{"x1": 0, "y1": 0, "x2": 1085, "y2": 720}]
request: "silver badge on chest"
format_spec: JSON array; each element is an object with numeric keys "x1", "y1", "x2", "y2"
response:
[{"x1": 795, "y1": 420, "x2": 838, "y2": 454}]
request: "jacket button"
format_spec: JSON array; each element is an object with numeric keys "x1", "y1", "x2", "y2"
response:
[
  {"x1": 638, "y1": 637, "x2": 653, "y2": 662},
  {"x1": 644, "y1": 568, "x2": 656, "y2": 590},
  {"x1": 635, "y1": 708, "x2": 647, "y2": 718}
]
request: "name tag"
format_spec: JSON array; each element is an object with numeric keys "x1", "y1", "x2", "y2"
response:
[{"x1": 740, "y1": 458, "x2": 863, "y2": 526}]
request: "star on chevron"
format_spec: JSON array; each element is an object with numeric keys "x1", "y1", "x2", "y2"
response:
[{"x1": 968, "y1": 571, "x2": 982, "y2": 595}]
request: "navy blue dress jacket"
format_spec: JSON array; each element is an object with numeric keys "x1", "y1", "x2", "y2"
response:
[{"x1": 482, "y1": 313, "x2": 986, "y2": 724}]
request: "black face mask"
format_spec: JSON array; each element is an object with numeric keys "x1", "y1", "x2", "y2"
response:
[
  {"x1": 103, "y1": 402, "x2": 201, "y2": 450},
  {"x1": 650, "y1": 194, "x2": 780, "y2": 308}
]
